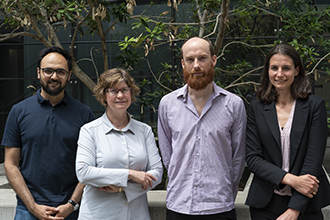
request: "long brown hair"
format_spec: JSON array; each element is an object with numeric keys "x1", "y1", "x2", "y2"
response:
[{"x1": 257, "y1": 44, "x2": 311, "y2": 104}]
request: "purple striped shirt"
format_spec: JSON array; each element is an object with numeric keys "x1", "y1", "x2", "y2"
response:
[{"x1": 158, "y1": 82, "x2": 246, "y2": 215}]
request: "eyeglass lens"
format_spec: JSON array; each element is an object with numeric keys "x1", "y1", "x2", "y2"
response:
[
  {"x1": 42, "y1": 68, "x2": 68, "y2": 79},
  {"x1": 108, "y1": 87, "x2": 131, "y2": 96}
]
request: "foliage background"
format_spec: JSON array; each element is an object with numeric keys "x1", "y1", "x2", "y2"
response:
[{"x1": 1, "y1": 0, "x2": 330, "y2": 175}]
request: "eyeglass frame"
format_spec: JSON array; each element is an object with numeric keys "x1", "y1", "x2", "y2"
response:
[
  {"x1": 106, "y1": 87, "x2": 132, "y2": 96},
  {"x1": 40, "y1": 67, "x2": 70, "y2": 79}
]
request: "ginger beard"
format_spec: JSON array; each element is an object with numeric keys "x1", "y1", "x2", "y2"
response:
[{"x1": 183, "y1": 67, "x2": 215, "y2": 91}]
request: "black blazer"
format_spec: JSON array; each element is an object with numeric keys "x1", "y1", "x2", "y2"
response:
[{"x1": 245, "y1": 95, "x2": 330, "y2": 213}]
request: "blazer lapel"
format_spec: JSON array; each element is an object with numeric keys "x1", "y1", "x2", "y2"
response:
[
  {"x1": 290, "y1": 99, "x2": 308, "y2": 166},
  {"x1": 263, "y1": 102, "x2": 281, "y2": 149}
]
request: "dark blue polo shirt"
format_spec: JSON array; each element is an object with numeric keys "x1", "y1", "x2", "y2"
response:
[{"x1": 1, "y1": 89, "x2": 94, "y2": 206}]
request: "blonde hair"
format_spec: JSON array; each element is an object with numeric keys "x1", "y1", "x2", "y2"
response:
[{"x1": 94, "y1": 68, "x2": 140, "y2": 107}]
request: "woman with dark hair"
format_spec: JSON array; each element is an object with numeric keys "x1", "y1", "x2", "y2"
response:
[
  {"x1": 76, "y1": 68, "x2": 163, "y2": 220},
  {"x1": 245, "y1": 44, "x2": 330, "y2": 220}
]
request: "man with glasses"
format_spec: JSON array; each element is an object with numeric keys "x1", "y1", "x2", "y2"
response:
[{"x1": 2, "y1": 46, "x2": 94, "y2": 220}]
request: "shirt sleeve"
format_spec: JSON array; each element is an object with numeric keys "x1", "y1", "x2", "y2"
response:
[
  {"x1": 1, "y1": 106, "x2": 21, "y2": 148},
  {"x1": 86, "y1": 107, "x2": 95, "y2": 122},
  {"x1": 76, "y1": 125, "x2": 129, "y2": 187},
  {"x1": 157, "y1": 97, "x2": 172, "y2": 170},
  {"x1": 288, "y1": 98, "x2": 328, "y2": 213},
  {"x1": 124, "y1": 127, "x2": 163, "y2": 203},
  {"x1": 231, "y1": 99, "x2": 247, "y2": 199}
]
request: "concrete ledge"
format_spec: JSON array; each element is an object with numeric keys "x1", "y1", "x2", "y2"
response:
[
  {"x1": 147, "y1": 190, "x2": 167, "y2": 219},
  {"x1": 1, "y1": 182, "x2": 251, "y2": 220},
  {"x1": 2, "y1": 186, "x2": 330, "y2": 220},
  {"x1": 147, "y1": 176, "x2": 253, "y2": 220},
  {"x1": 0, "y1": 163, "x2": 16, "y2": 220},
  {"x1": 147, "y1": 174, "x2": 330, "y2": 220},
  {"x1": 1, "y1": 163, "x2": 330, "y2": 220},
  {"x1": 148, "y1": 190, "x2": 251, "y2": 220}
]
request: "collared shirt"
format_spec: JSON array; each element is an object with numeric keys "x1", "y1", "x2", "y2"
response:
[
  {"x1": 1, "y1": 89, "x2": 94, "y2": 207},
  {"x1": 158, "y1": 82, "x2": 246, "y2": 215},
  {"x1": 76, "y1": 112, "x2": 163, "y2": 220}
]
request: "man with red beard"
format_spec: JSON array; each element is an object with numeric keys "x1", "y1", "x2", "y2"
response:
[
  {"x1": 2, "y1": 46, "x2": 94, "y2": 220},
  {"x1": 158, "y1": 37, "x2": 246, "y2": 220}
]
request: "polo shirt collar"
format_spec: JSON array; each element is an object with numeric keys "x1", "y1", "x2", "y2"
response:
[{"x1": 102, "y1": 112, "x2": 135, "y2": 135}]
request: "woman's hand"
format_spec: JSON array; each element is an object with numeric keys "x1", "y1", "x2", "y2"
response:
[
  {"x1": 98, "y1": 185, "x2": 124, "y2": 193},
  {"x1": 128, "y1": 170, "x2": 156, "y2": 190},
  {"x1": 281, "y1": 173, "x2": 319, "y2": 198},
  {"x1": 276, "y1": 208, "x2": 300, "y2": 220}
]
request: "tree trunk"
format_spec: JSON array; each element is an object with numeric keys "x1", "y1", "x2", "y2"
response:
[
  {"x1": 214, "y1": 0, "x2": 229, "y2": 56},
  {"x1": 72, "y1": 62, "x2": 96, "y2": 93}
]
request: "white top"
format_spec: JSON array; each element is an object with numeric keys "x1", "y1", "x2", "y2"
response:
[{"x1": 76, "y1": 112, "x2": 163, "y2": 220}]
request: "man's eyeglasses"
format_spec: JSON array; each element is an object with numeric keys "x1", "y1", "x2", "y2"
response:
[
  {"x1": 107, "y1": 87, "x2": 131, "y2": 96},
  {"x1": 41, "y1": 68, "x2": 69, "y2": 79}
]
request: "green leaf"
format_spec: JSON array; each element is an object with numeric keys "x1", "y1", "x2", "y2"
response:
[{"x1": 140, "y1": 17, "x2": 149, "y2": 28}]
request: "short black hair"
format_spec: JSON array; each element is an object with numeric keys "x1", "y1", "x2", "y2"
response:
[{"x1": 37, "y1": 46, "x2": 73, "y2": 71}]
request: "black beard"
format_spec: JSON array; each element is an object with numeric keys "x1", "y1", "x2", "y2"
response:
[{"x1": 40, "y1": 79, "x2": 67, "y2": 96}]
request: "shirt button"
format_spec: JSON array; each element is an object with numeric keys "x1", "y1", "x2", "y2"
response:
[
  {"x1": 195, "y1": 170, "x2": 198, "y2": 173},
  {"x1": 194, "y1": 187, "x2": 197, "y2": 190},
  {"x1": 124, "y1": 153, "x2": 128, "y2": 157},
  {"x1": 122, "y1": 142, "x2": 126, "y2": 146},
  {"x1": 125, "y1": 165, "x2": 128, "y2": 168},
  {"x1": 196, "y1": 136, "x2": 200, "y2": 140},
  {"x1": 120, "y1": 131, "x2": 123, "y2": 134},
  {"x1": 196, "y1": 153, "x2": 199, "y2": 156},
  {"x1": 125, "y1": 203, "x2": 128, "y2": 206}
]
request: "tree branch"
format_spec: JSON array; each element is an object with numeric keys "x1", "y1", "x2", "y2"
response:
[
  {"x1": 194, "y1": 0, "x2": 208, "y2": 37},
  {"x1": 39, "y1": 7, "x2": 62, "y2": 46},
  {"x1": 141, "y1": 57, "x2": 172, "y2": 92},
  {"x1": 70, "y1": 7, "x2": 93, "y2": 57},
  {"x1": 230, "y1": 66, "x2": 264, "y2": 86},
  {"x1": 195, "y1": 0, "x2": 203, "y2": 21},
  {"x1": 214, "y1": 0, "x2": 229, "y2": 56},
  {"x1": 218, "y1": 41, "x2": 274, "y2": 59},
  {"x1": 104, "y1": 20, "x2": 120, "y2": 36},
  {"x1": 76, "y1": 47, "x2": 100, "y2": 80},
  {"x1": 307, "y1": 51, "x2": 330, "y2": 76},
  {"x1": 225, "y1": 81, "x2": 260, "y2": 90},
  {"x1": 203, "y1": 12, "x2": 221, "y2": 39},
  {"x1": 0, "y1": 31, "x2": 38, "y2": 43},
  {"x1": 15, "y1": 0, "x2": 52, "y2": 46},
  {"x1": 87, "y1": 0, "x2": 108, "y2": 71}
]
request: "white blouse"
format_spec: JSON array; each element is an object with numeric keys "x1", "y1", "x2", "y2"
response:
[{"x1": 76, "y1": 112, "x2": 163, "y2": 220}]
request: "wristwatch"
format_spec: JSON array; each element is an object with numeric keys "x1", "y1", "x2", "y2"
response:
[{"x1": 68, "y1": 199, "x2": 79, "y2": 211}]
